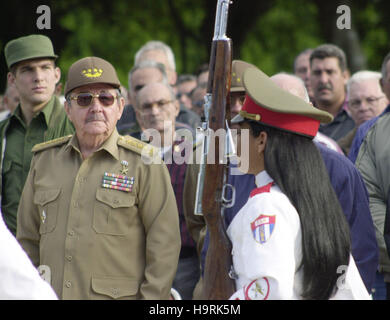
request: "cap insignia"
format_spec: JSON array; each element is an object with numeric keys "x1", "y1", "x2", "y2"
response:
[
  {"x1": 239, "y1": 110, "x2": 261, "y2": 121},
  {"x1": 82, "y1": 68, "x2": 103, "y2": 78}
]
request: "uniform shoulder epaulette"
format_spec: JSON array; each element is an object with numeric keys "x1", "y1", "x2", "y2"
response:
[
  {"x1": 117, "y1": 135, "x2": 158, "y2": 158},
  {"x1": 32, "y1": 135, "x2": 73, "y2": 153}
]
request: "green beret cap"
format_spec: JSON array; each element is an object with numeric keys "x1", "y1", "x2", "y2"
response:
[{"x1": 4, "y1": 34, "x2": 58, "y2": 69}]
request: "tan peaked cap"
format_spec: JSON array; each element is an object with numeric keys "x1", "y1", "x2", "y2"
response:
[
  {"x1": 64, "y1": 56, "x2": 121, "y2": 96},
  {"x1": 230, "y1": 60, "x2": 257, "y2": 92},
  {"x1": 232, "y1": 67, "x2": 333, "y2": 137}
]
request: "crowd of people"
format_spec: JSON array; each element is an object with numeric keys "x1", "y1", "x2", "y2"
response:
[{"x1": 0, "y1": 32, "x2": 389, "y2": 300}]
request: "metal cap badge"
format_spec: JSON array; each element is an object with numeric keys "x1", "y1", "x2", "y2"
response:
[
  {"x1": 230, "y1": 60, "x2": 257, "y2": 93},
  {"x1": 64, "y1": 56, "x2": 121, "y2": 96}
]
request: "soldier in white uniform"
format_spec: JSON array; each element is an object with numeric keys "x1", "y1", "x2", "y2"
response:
[{"x1": 228, "y1": 67, "x2": 370, "y2": 300}]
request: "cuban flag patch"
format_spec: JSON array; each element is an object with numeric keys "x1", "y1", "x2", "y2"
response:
[{"x1": 251, "y1": 214, "x2": 276, "y2": 244}]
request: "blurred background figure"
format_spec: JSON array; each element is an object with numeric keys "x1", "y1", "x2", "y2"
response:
[
  {"x1": 309, "y1": 44, "x2": 354, "y2": 141},
  {"x1": 293, "y1": 48, "x2": 315, "y2": 104},
  {"x1": 118, "y1": 60, "x2": 169, "y2": 135},
  {"x1": 134, "y1": 82, "x2": 200, "y2": 300},
  {"x1": 338, "y1": 71, "x2": 388, "y2": 155},
  {"x1": 134, "y1": 40, "x2": 178, "y2": 92},
  {"x1": 190, "y1": 82, "x2": 207, "y2": 118},
  {"x1": 0, "y1": 82, "x2": 19, "y2": 120},
  {"x1": 348, "y1": 52, "x2": 390, "y2": 163},
  {"x1": 134, "y1": 40, "x2": 200, "y2": 129},
  {"x1": 195, "y1": 63, "x2": 209, "y2": 86},
  {"x1": 230, "y1": 60, "x2": 257, "y2": 120},
  {"x1": 120, "y1": 85, "x2": 129, "y2": 106},
  {"x1": 176, "y1": 74, "x2": 197, "y2": 110}
]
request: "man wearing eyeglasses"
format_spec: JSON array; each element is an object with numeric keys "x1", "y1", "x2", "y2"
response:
[
  {"x1": 0, "y1": 34, "x2": 75, "y2": 236},
  {"x1": 337, "y1": 71, "x2": 388, "y2": 155},
  {"x1": 16, "y1": 56, "x2": 181, "y2": 300},
  {"x1": 133, "y1": 81, "x2": 199, "y2": 300}
]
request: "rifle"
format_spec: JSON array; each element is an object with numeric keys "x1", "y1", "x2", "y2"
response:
[{"x1": 194, "y1": 0, "x2": 236, "y2": 299}]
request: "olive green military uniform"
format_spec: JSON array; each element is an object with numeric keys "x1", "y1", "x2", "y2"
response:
[
  {"x1": 17, "y1": 129, "x2": 181, "y2": 299},
  {"x1": 1, "y1": 34, "x2": 74, "y2": 235},
  {"x1": 0, "y1": 96, "x2": 74, "y2": 235}
]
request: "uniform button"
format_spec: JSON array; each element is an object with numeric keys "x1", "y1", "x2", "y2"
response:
[
  {"x1": 65, "y1": 281, "x2": 72, "y2": 288},
  {"x1": 66, "y1": 255, "x2": 73, "y2": 262},
  {"x1": 68, "y1": 230, "x2": 75, "y2": 236}
]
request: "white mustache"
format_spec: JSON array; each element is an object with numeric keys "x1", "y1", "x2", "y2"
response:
[{"x1": 86, "y1": 115, "x2": 105, "y2": 122}]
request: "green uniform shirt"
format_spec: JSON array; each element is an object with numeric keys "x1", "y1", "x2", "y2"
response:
[{"x1": 0, "y1": 96, "x2": 74, "y2": 235}]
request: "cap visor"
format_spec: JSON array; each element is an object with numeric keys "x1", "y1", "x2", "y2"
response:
[
  {"x1": 231, "y1": 114, "x2": 245, "y2": 124},
  {"x1": 230, "y1": 87, "x2": 245, "y2": 93}
]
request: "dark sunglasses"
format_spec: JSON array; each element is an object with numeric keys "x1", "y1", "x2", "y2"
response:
[{"x1": 69, "y1": 92, "x2": 119, "y2": 107}]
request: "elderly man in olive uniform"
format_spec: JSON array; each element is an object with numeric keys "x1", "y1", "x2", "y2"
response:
[
  {"x1": 0, "y1": 34, "x2": 74, "y2": 235},
  {"x1": 16, "y1": 56, "x2": 181, "y2": 300}
]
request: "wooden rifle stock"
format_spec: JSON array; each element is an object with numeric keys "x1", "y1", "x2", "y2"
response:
[{"x1": 201, "y1": 25, "x2": 236, "y2": 299}]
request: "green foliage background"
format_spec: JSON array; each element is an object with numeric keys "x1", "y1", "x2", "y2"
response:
[{"x1": 0, "y1": 0, "x2": 389, "y2": 91}]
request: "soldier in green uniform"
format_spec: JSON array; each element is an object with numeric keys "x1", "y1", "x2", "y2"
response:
[
  {"x1": 16, "y1": 56, "x2": 181, "y2": 300},
  {"x1": 1, "y1": 34, "x2": 74, "y2": 235}
]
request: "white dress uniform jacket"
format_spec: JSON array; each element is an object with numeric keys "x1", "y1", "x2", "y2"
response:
[
  {"x1": 0, "y1": 212, "x2": 57, "y2": 299},
  {"x1": 227, "y1": 171, "x2": 370, "y2": 300}
]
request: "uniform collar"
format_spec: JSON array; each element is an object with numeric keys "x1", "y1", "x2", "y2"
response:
[
  {"x1": 11, "y1": 104, "x2": 24, "y2": 126},
  {"x1": 101, "y1": 129, "x2": 120, "y2": 160},
  {"x1": 40, "y1": 95, "x2": 56, "y2": 125},
  {"x1": 66, "y1": 129, "x2": 120, "y2": 160},
  {"x1": 255, "y1": 170, "x2": 274, "y2": 188},
  {"x1": 10, "y1": 95, "x2": 55, "y2": 127}
]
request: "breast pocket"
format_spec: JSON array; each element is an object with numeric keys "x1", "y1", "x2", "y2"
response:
[
  {"x1": 33, "y1": 189, "x2": 61, "y2": 234},
  {"x1": 91, "y1": 276, "x2": 139, "y2": 299},
  {"x1": 93, "y1": 188, "x2": 137, "y2": 235}
]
